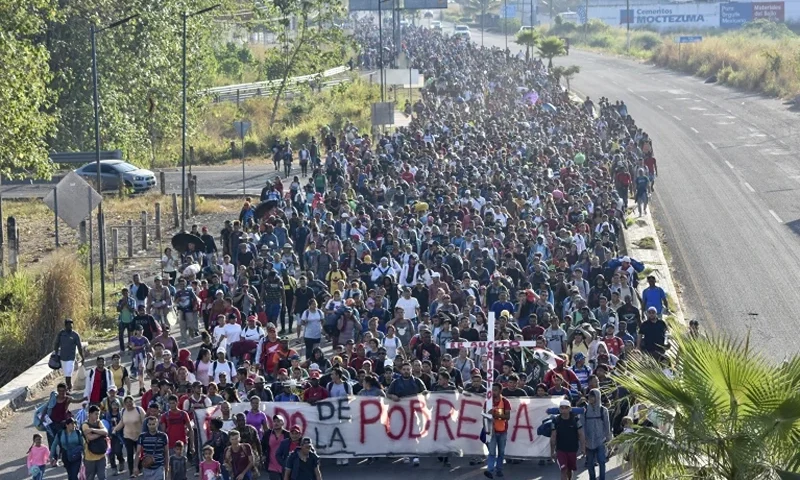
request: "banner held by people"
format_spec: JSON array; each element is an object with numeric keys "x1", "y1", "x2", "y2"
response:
[{"x1": 195, "y1": 395, "x2": 561, "y2": 458}]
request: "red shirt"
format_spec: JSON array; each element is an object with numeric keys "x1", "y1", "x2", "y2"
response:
[
  {"x1": 160, "y1": 409, "x2": 191, "y2": 448},
  {"x1": 615, "y1": 171, "x2": 631, "y2": 186},
  {"x1": 302, "y1": 386, "x2": 329, "y2": 404},
  {"x1": 90, "y1": 369, "x2": 104, "y2": 404},
  {"x1": 643, "y1": 157, "x2": 657, "y2": 175},
  {"x1": 603, "y1": 336, "x2": 624, "y2": 356},
  {"x1": 544, "y1": 367, "x2": 580, "y2": 388}
]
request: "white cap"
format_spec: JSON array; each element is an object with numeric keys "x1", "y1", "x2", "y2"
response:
[
  {"x1": 622, "y1": 256, "x2": 631, "y2": 263},
  {"x1": 309, "y1": 363, "x2": 321, "y2": 372},
  {"x1": 559, "y1": 399, "x2": 571, "y2": 407},
  {"x1": 384, "y1": 359, "x2": 394, "y2": 367}
]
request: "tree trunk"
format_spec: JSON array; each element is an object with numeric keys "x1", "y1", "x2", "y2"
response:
[
  {"x1": 548, "y1": 56, "x2": 553, "y2": 68},
  {"x1": 526, "y1": 46, "x2": 530, "y2": 62},
  {"x1": 269, "y1": 14, "x2": 309, "y2": 128}
]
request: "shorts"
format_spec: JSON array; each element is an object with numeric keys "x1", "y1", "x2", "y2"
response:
[
  {"x1": 648, "y1": 174, "x2": 655, "y2": 184},
  {"x1": 556, "y1": 450, "x2": 578, "y2": 471},
  {"x1": 61, "y1": 360, "x2": 75, "y2": 377}
]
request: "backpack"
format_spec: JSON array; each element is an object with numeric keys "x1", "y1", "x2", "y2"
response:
[
  {"x1": 86, "y1": 421, "x2": 109, "y2": 455},
  {"x1": 327, "y1": 381, "x2": 352, "y2": 395},
  {"x1": 60, "y1": 429, "x2": 83, "y2": 462},
  {"x1": 211, "y1": 360, "x2": 234, "y2": 379},
  {"x1": 537, "y1": 415, "x2": 557, "y2": 438}
]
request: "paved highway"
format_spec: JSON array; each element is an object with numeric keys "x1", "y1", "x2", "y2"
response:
[{"x1": 464, "y1": 26, "x2": 800, "y2": 356}]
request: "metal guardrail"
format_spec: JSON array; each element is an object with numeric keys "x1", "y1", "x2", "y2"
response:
[
  {"x1": 49, "y1": 150, "x2": 124, "y2": 164},
  {"x1": 204, "y1": 65, "x2": 349, "y2": 103}
]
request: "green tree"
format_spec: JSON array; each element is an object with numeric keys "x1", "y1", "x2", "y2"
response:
[
  {"x1": 45, "y1": 1, "x2": 228, "y2": 166},
  {"x1": 561, "y1": 64, "x2": 579, "y2": 90},
  {"x1": 515, "y1": 29, "x2": 540, "y2": 62},
  {"x1": 537, "y1": 35, "x2": 566, "y2": 68},
  {"x1": 613, "y1": 332, "x2": 800, "y2": 480},
  {"x1": 0, "y1": 1, "x2": 59, "y2": 179},
  {"x1": 267, "y1": 0, "x2": 350, "y2": 127}
]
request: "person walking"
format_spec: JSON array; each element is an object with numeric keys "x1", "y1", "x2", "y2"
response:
[
  {"x1": 550, "y1": 399, "x2": 586, "y2": 480},
  {"x1": 27, "y1": 433, "x2": 49, "y2": 480},
  {"x1": 53, "y1": 319, "x2": 85, "y2": 392},
  {"x1": 82, "y1": 405, "x2": 109, "y2": 480},
  {"x1": 135, "y1": 416, "x2": 170, "y2": 480},
  {"x1": 49, "y1": 418, "x2": 83, "y2": 480},
  {"x1": 484, "y1": 383, "x2": 510, "y2": 479},
  {"x1": 282, "y1": 437, "x2": 322, "y2": 480},
  {"x1": 583, "y1": 388, "x2": 612, "y2": 480},
  {"x1": 113, "y1": 396, "x2": 146, "y2": 477}
]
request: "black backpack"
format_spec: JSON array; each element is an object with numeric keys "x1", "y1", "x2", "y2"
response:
[{"x1": 86, "y1": 422, "x2": 108, "y2": 455}]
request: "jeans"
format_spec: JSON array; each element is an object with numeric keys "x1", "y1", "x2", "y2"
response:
[
  {"x1": 84, "y1": 457, "x2": 107, "y2": 480},
  {"x1": 141, "y1": 466, "x2": 165, "y2": 480},
  {"x1": 118, "y1": 321, "x2": 134, "y2": 352},
  {"x1": 266, "y1": 304, "x2": 282, "y2": 325},
  {"x1": 304, "y1": 337, "x2": 321, "y2": 359},
  {"x1": 64, "y1": 458, "x2": 82, "y2": 480},
  {"x1": 487, "y1": 432, "x2": 507, "y2": 474},
  {"x1": 586, "y1": 445, "x2": 607, "y2": 480},
  {"x1": 179, "y1": 311, "x2": 199, "y2": 343},
  {"x1": 109, "y1": 435, "x2": 124, "y2": 470},
  {"x1": 124, "y1": 437, "x2": 138, "y2": 473},
  {"x1": 31, "y1": 464, "x2": 45, "y2": 480}
]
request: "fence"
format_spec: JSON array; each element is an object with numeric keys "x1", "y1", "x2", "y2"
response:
[{"x1": 203, "y1": 65, "x2": 350, "y2": 104}]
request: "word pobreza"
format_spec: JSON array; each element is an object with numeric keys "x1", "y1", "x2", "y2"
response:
[{"x1": 195, "y1": 394, "x2": 561, "y2": 458}]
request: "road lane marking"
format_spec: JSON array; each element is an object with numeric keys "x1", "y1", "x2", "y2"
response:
[
  {"x1": 690, "y1": 127, "x2": 699, "y2": 134},
  {"x1": 744, "y1": 182, "x2": 755, "y2": 193},
  {"x1": 627, "y1": 88, "x2": 634, "y2": 93},
  {"x1": 769, "y1": 209, "x2": 784, "y2": 224},
  {"x1": 657, "y1": 105, "x2": 664, "y2": 110},
  {"x1": 724, "y1": 160, "x2": 734, "y2": 169},
  {"x1": 672, "y1": 115, "x2": 682, "y2": 121},
  {"x1": 639, "y1": 95, "x2": 648, "y2": 101},
  {"x1": 708, "y1": 142, "x2": 718, "y2": 150}
]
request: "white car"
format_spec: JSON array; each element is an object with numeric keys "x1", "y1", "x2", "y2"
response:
[
  {"x1": 518, "y1": 25, "x2": 535, "y2": 34},
  {"x1": 453, "y1": 24, "x2": 471, "y2": 39},
  {"x1": 74, "y1": 160, "x2": 157, "y2": 192},
  {"x1": 431, "y1": 20, "x2": 442, "y2": 31}
]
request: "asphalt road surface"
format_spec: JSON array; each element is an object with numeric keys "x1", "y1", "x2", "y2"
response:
[{"x1": 464, "y1": 26, "x2": 800, "y2": 356}]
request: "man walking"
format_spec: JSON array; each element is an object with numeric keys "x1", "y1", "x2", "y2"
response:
[
  {"x1": 484, "y1": 383, "x2": 511, "y2": 479},
  {"x1": 584, "y1": 389, "x2": 611, "y2": 480},
  {"x1": 551, "y1": 399, "x2": 585, "y2": 480},
  {"x1": 53, "y1": 319, "x2": 85, "y2": 391}
]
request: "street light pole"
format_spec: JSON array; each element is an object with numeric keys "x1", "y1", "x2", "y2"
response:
[
  {"x1": 91, "y1": 13, "x2": 138, "y2": 317},
  {"x1": 378, "y1": 0, "x2": 385, "y2": 102},
  {"x1": 504, "y1": 0, "x2": 508, "y2": 52},
  {"x1": 182, "y1": 4, "x2": 221, "y2": 232}
]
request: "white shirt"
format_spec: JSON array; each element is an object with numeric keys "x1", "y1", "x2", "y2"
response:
[
  {"x1": 381, "y1": 336, "x2": 402, "y2": 360},
  {"x1": 395, "y1": 296, "x2": 420, "y2": 320},
  {"x1": 223, "y1": 323, "x2": 243, "y2": 344}
]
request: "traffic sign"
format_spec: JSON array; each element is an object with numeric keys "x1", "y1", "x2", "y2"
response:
[
  {"x1": 233, "y1": 120, "x2": 251, "y2": 139},
  {"x1": 676, "y1": 35, "x2": 703, "y2": 44},
  {"x1": 501, "y1": 4, "x2": 517, "y2": 18},
  {"x1": 43, "y1": 172, "x2": 103, "y2": 230}
]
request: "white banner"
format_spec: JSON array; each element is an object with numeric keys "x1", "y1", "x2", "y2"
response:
[
  {"x1": 587, "y1": 3, "x2": 721, "y2": 30},
  {"x1": 195, "y1": 394, "x2": 561, "y2": 458}
]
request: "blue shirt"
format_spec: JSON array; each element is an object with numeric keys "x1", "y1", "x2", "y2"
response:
[
  {"x1": 138, "y1": 431, "x2": 169, "y2": 468},
  {"x1": 491, "y1": 301, "x2": 516, "y2": 319},
  {"x1": 642, "y1": 286, "x2": 667, "y2": 314}
]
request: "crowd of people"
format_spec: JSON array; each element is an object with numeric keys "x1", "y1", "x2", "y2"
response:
[{"x1": 33, "y1": 20, "x2": 671, "y2": 480}]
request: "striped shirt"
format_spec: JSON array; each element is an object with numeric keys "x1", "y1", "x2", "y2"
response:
[{"x1": 138, "y1": 431, "x2": 168, "y2": 468}]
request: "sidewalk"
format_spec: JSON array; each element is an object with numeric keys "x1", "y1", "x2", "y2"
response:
[{"x1": 624, "y1": 204, "x2": 686, "y2": 326}]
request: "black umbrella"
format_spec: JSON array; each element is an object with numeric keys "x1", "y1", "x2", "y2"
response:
[
  {"x1": 171, "y1": 232, "x2": 205, "y2": 253},
  {"x1": 254, "y1": 199, "x2": 279, "y2": 220}
]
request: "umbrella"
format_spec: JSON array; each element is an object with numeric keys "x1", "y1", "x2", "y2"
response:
[
  {"x1": 542, "y1": 103, "x2": 557, "y2": 114},
  {"x1": 254, "y1": 199, "x2": 279, "y2": 219},
  {"x1": 524, "y1": 91, "x2": 539, "y2": 105},
  {"x1": 171, "y1": 232, "x2": 204, "y2": 253}
]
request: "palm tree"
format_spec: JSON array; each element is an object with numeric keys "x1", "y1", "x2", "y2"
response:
[
  {"x1": 462, "y1": 0, "x2": 500, "y2": 46},
  {"x1": 515, "y1": 29, "x2": 540, "y2": 62},
  {"x1": 561, "y1": 65, "x2": 580, "y2": 91},
  {"x1": 537, "y1": 36, "x2": 566, "y2": 68},
  {"x1": 612, "y1": 331, "x2": 800, "y2": 480}
]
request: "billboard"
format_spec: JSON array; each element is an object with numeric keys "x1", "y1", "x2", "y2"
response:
[
  {"x1": 404, "y1": 0, "x2": 448, "y2": 9},
  {"x1": 720, "y1": 1, "x2": 784, "y2": 28},
  {"x1": 348, "y1": 0, "x2": 382, "y2": 12}
]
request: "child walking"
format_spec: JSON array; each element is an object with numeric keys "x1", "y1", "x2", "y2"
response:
[
  {"x1": 26, "y1": 434, "x2": 49, "y2": 480},
  {"x1": 200, "y1": 445, "x2": 222, "y2": 480}
]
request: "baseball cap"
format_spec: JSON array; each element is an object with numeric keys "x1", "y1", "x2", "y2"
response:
[
  {"x1": 290, "y1": 425, "x2": 302, "y2": 433},
  {"x1": 309, "y1": 363, "x2": 321, "y2": 372},
  {"x1": 559, "y1": 399, "x2": 571, "y2": 407},
  {"x1": 278, "y1": 368, "x2": 288, "y2": 375}
]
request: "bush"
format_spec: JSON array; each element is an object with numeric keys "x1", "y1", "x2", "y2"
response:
[
  {"x1": 589, "y1": 33, "x2": 614, "y2": 49},
  {"x1": 633, "y1": 31, "x2": 662, "y2": 51},
  {"x1": 0, "y1": 255, "x2": 90, "y2": 385}
]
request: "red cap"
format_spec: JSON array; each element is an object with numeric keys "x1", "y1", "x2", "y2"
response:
[
  {"x1": 278, "y1": 368, "x2": 288, "y2": 375},
  {"x1": 290, "y1": 425, "x2": 302, "y2": 433},
  {"x1": 470, "y1": 368, "x2": 481, "y2": 375}
]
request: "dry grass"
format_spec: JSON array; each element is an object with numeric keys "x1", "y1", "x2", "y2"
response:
[
  {"x1": 652, "y1": 33, "x2": 800, "y2": 97},
  {"x1": 0, "y1": 255, "x2": 91, "y2": 385}
]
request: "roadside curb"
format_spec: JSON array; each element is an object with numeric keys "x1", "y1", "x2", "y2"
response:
[
  {"x1": 623, "y1": 207, "x2": 686, "y2": 327},
  {"x1": 0, "y1": 353, "x2": 61, "y2": 421}
]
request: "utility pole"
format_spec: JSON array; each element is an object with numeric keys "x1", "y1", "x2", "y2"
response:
[
  {"x1": 182, "y1": 4, "x2": 220, "y2": 232},
  {"x1": 626, "y1": 0, "x2": 631, "y2": 52},
  {"x1": 504, "y1": 0, "x2": 508, "y2": 52},
  {"x1": 91, "y1": 13, "x2": 138, "y2": 317},
  {"x1": 378, "y1": 0, "x2": 385, "y2": 102}
]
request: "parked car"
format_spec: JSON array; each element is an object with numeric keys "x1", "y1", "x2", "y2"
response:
[
  {"x1": 518, "y1": 25, "x2": 535, "y2": 34},
  {"x1": 74, "y1": 160, "x2": 157, "y2": 193},
  {"x1": 431, "y1": 20, "x2": 442, "y2": 31}
]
